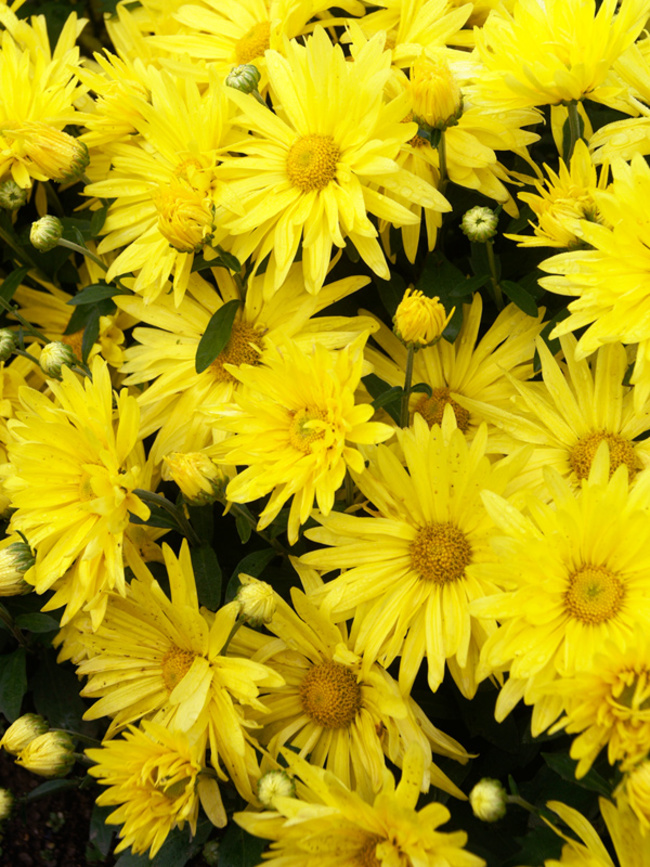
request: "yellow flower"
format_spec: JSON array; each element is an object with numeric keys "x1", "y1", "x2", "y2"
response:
[
  {"x1": 115, "y1": 263, "x2": 376, "y2": 464},
  {"x1": 86, "y1": 721, "x2": 221, "y2": 858},
  {"x1": 211, "y1": 333, "x2": 394, "y2": 545},
  {"x1": 231, "y1": 560, "x2": 469, "y2": 800},
  {"x1": 1, "y1": 713, "x2": 48, "y2": 755},
  {"x1": 364, "y1": 293, "x2": 543, "y2": 451},
  {"x1": 75, "y1": 541, "x2": 283, "y2": 802},
  {"x1": 393, "y1": 288, "x2": 453, "y2": 347},
  {"x1": 472, "y1": 450, "x2": 650, "y2": 736},
  {"x1": 539, "y1": 154, "x2": 650, "y2": 411},
  {"x1": 303, "y1": 410, "x2": 530, "y2": 698},
  {"x1": 471, "y1": 0, "x2": 647, "y2": 111},
  {"x1": 507, "y1": 140, "x2": 607, "y2": 249},
  {"x1": 218, "y1": 27, "x2": 449, "y2": 296},
  {"x1": 618, "y1": 760, "x2": 650, "y2": 835},
  {"x1": 4, "y1": 357, "x2": 150, "y2": 629},
  {"x1": 237, "y1": 746, "x2": 485, "y2": 867}
]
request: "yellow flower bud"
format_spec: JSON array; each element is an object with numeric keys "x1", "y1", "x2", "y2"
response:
[
  {"x1": 1, "y1": 121, "x2": 89, "y2": 184},
  {"x1": 154, "y1": 181, "x2": 215, "y2": 253},
  {"x1": 0, "y1": 788, "x2": 13, "y2": 820},
  {"x1": 16, "y1": 731, "x2": 75, "y2": 778},
  {"x1": 1, "y1": 713, "x2": 49, "y2": 755},
  {"x1": 39, "y1": 341, "x2": 77, "y2": 377},
  {"x1": 30, "y1": 215, "x2": 63, "y2": 252},
  {"x1": 0, "y1": 538, "x2": 35, "y2": 596},
  {"x1": 236, "y1": 574, "x2": 276, "y2": 626},
  {"x1": 393, "y1": 289, "x2": 453, "y2": 348},
  {"x1": 163, "y1": 451, "x2": 226, "y2": 505},
  {"x1": 469, "y1": 778, "x2": 507, "y2": 822},
  {"x1": 0, "y1": 329, "x2": 16, "y2": 363},
  {"x1": 257, "y1": 769, "x2": 296, "y2": 807},
  {"x1": 410, "y1": 53, "x2": 462, "y2": 132}
]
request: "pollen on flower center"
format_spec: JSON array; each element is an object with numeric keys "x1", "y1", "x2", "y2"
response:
[
  {"x1": 413, "y1": 387, "x2": 470, "y2": 431},
  {"x1": 299, "y1": 661, "x2": 361, "y2": 728},
  {"x1": 288, "y1": 406, "x2": 330, "y2": 453},
  {"x1": 286, "y1": 135, "x2": 340, "y2": 193},
  {"x1": 411, "y1": 522, "x2": 472, "y2": 584},
  {"x1": 357, "y1": 835, "x2": 383, "y2": 867},
  {"x1": 210, "y1": 321, "x2": 264, "y2": 383},
  {"x1": 564, "y1": 565, "x2": 625, "y2": 624},
  {"x1": 235, "y1": 21, "x2": 271, "y2": 65},
  {"x1": 569, "y1": 431, "x2": 638, "y2": 480},
  {"x1": 154, "y1": 183, "x2": 214, "y2": 253},
  {"x1": 161, "y1": 646, "x2": 196, "y2": 691}
]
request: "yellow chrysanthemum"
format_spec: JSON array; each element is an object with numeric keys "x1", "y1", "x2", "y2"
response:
[
  {"x1": 617, "y1": 760, "x2": 650, "y2": 834},
  {"x1": 235, "y1": 746, "x2": 485, "y2": 867},
  {"x1": 507, "y1": 140, "x2": 607, "y2": 249},
  {"x1": 115, "y1": 264, "x2": 376, "y2": 463},
  {"x1": 472, "y1": 450, "x2": 650, "y2": 736},
  {"x1": 303, "y1": 409, "x2": 530, "y2": 698},
  {"x1": 86, "y1": 720, "x2": 224, "y2": 858},
  {"x1": 545, "y1": 630, "x2": 650, "y2": 778},
  {"x1": 543, "y1": 797, "x2": 650, "y2": 867},
  {"x1": 75, "y1": 541, "x2": 283, "y2": 802},
  {"x1": 83, "y1": 68, "x2": 241, "y2": 305},
  {"x1": 455, "y1": 335, "x2": 650, "y2": 495},
  {"x1": 364, "y1": 293, "x2": 543, "y2": 452},
  {"x1": 231, "y1": 559, "x2": 469, "y2": 800},
  {"x1": 539, "y1": 154, "x2": 650, "y2": 411},
  {"x1": 218, "y1": 27, "x2": 450, "y2": 296},
  {"x1": 211, "y1": 333, "x2": 394, "y2": 545},
  {"x1": 471, "y1": 0, "x2": 647, "y2": 112},
  {"x1": 4, "y1": 357, "x2": 150, "y2": 629},
  {"x1": 0, "y1": 7, "x2": 88, "y2": 190}
]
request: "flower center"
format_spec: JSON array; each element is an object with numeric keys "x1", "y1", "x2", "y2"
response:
[
  {"x1": 286, "y1": 135, "x2": 340, "y2": 193},
  {"x1": 62, "y1": 329, "x2": 83, "y2": 361},
  {"x1": 413, "y1": 387, "x2": 470, "y2": 431},
  {"x1": 357, "y1": 836, "x2": 383, "y2": 867},
  {"x1": 410, "y1": 522, "x2": 472, "y2": 584},
  {"x1": 154, "y1": 183, "x2": 214, "y2": 253},
  {"x1": 299, "y1": 661, "x2": 361, "y2": 728},
  {"x1": 402, "y1": 112, "x2": 429, "y2": 148},
  {"x1": 564, "y1": 565, "x2": 625, "y2": 624},
  {"x1": 288, "y1": 406, "x2": 330, "y2": 454},
  {"x1": 569, "y1": 431, "x2": 638, "y2": 481},
  {"x1": 161, "y1": 646, "x2": 196, "y2": 691},
  {"x1": 210, "y1": 320, "x2": 264, "y2": 383},
  {"x1": 235, "y1": 21, "x2": 271, "y2": 65}
]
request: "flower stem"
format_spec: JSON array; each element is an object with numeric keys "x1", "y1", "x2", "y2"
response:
[
  {"x1": 219, "y1": 616, "x2": 244, "y2": 655},
  {"x1": 56, "y1": 239, "x2": 131, "y2": 293},
  {"x1": 485, "y1": 240, "x2": 504, "y2": 310},
  {"x1": 566, "y1": 100, "x2": 582, "y2": 162},
  {"x1": 400, "y1": 344, "x2": 415, "y2": 428},
  {"x1": 133, "y1": 490, "x2": 203, "y2": 548},
  {"x1": 438, "y1": 129, "x2": 448, "y2": 186}
]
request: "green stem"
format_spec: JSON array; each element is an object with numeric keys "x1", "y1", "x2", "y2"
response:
[
  {"x1": 219, "y1": 616, "x2": 244, "y2": 655},
  {"x1": 506, "y1": 795, "x2": 537, "y2": 814},
  {"x1": 437, "y1": 129, "x2": 448, "y2": 186},
  {"x1": 133, "y1": 490, "x2": 203, "y2": 548},
  {"x1": 56, "y1": 239, "x2": 130, "y2": 293},
  {"x1": 566, "y1": 100, "x2": 582, "y2": 162},
  {"x1": 485, "y1": 240, "x2": 504, "y2": 310},
  {"x1": 400, "y1": 344, "x2": 415, "y2": 428}
]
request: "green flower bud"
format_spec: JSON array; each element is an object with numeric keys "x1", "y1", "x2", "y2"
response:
[
  {"x1": 0, "y1": 539, "x2": 35, "y2": 596},
  {"x1": 30, "y1": 215, "x2": 63, "y2": 252},
  {"x1": 1, "y1": 713, "x2": 49, "y2": 755},
  {"x1": 461, "y1": 206, "x2": 499, "y2": 243},
  {"x1": 202, "y1": 840, "x2": 220, "y2": 866},
  {"x1": 16, "y1": 731, "x2": 75, "y2": 778},
  {"x1": 257, "y1": 769, "x2": 296, "y2": 808},
  {"x1": 469, "y1": 778, "x2": 508, "y2": 822},
  {"x1": 0, "y1": 328, "x2": 16, "y2": 362},
  {"x1": 226, "y1": 64, "x2": 262, "y2": 94},
  {"x1": 0, "y1": 788, "x2": 13, "y2": 820},
  {"x1": 0, "y1": 179, "x2": 27, "y2": 210},
  {"x1": 39, "y1": 341, "x2": 77, "y2": 377},
  {"x1": 236, "y1": 574, "x2": 276, "y2": 627}
]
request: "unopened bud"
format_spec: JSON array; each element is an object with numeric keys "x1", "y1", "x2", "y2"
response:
[
  {"x1": 39, "y1": 341, "x2": 77, "y2": 377},
  {"x1": 469, "y1": 778, "x2": 508, "y2": 822},
  {"x1": 410, "y1": 52, "x2": 462, "y2": 132},
  {"x1": 0, "y1": 329, "x2": 16, "y2": 362},
  {"x1": 257, "y1": 769, "x2": 296, "y2": 807},
  {"x1": 5, "y1": 122, "x2": 89, "y2": 183},
  {"x1": 393, "y1": 289, "x2": 453, "y2": 348},
  {"x1": 16, "y1": 730, "x2": 75, "y2": 777},
  {"x1": 163, "y1": 451, "x2": 225, "y2": 504},
  {"x1": 202, "y1": 840, "x2": 220, "y2": 866},
  {"x1": 0, "y1": 788, "x2": 13, "y2": 820},
  {"x1": 30, "y1": 215, "x2": 63, "y2": 252},
  {"x1": 461, "y1": 206, "x2": 499, "y2": 243},
  {"x1": 0, "y1": 179, "x2": 27, "y2": 210},
  {"x1": 226, "y1": 64, "x2": 262, "y2": 94},
  {"x1": 618, "y1": 759, "x2": 650, "y2": 834},
  {"x1": 1, "y1": 713, "x2": 49, "y2": 755},
  {"x1": 0, "y1": 539, "x2": 35, "y2": 596},
  {"x1": 236, "y1": 574, "x2": 276, "y2": 626}
]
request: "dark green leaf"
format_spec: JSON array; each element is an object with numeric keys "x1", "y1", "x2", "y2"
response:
[
  {"x1": 411, "y1": 382, "x2": 432, "y2": 397},
  {"x1": 129, "y1": 504, "x2": 180, "y2": 531},
  {"x1": 215, "y1": 247, "x2": 242, "y2": 273},
  {"x1": 89, "y1": 204, "x2": 109, "y2": 238},
  {"x1": 470, "y1": 241, "x2": 498, "y2": 280},
  {"x1": 500, "y1": 280, "x2": 539, "y2": 316},
  {"x1": 542, "y1": 752, "x2": 612, "y2": 797},
  {"x1": 64, "y1": 297, "x2": 116, "y2": 336},
  {"x1": 81, "y1": 314, "x2": 100, "y2": 363},
  {"x1": 14, "y1": 613, "x2": 59, "y2": 633},
  {"x1": 24, "y1": 779, "x2": 79, "y2": 802},
  {"x1": 218, "y1": 821, "x2": 267, "y2": 867},
  {"x1": 362, "y1": 374, "x2": 402, "y2": 424},
  {"x1": 374, "y1": 273, "x2": 406, "y2": 318},
  {"x1": 448, "y1": 273, "x2": 489, "y2": 299},
  {"x1": 151, "y1": 821, "x2": 212, "y2": 866},
  {"x1": 0, "y1": 265, "x2": 30, "y2": 304},
  {"x1": 67, "y1": 283, "x2": 123, "y2": 305},
  {"x1": 195, "y1": 300, "x2": 240, "y2": 374},
  {"x1": 226, "y1": 548, "x2": 277, "y2": 602},
  {"x1": 32, "y1": 651, "x2": 86, "y2": 730},
  {"x1": 0, "y1": 647, "x2": 26, "y2": 721},
  {"x1": 537, "y1": 307, "x2": 570, "y2": 365},
  {"x1": 114, "y1": 852, "x2": 150, "y2": 867},
  {"x1": 88, "y1": 804, "x2": 115, "y2": 857},
  {"x1": 235, "y1": 513, "x2": 253, "y2": 544},
  {"x1": 416, "y1": 250, "x2": 466, "y2": 302},
  {"x1": 191, "y1": 545, "x2": 222, "y2": 610}
]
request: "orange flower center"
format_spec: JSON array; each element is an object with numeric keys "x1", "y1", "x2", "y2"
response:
[
  {"x1": 161, "y1": 646, "x2": 196, "y2": 691},
  {"x1": 299, "y1": 661, "x2": 361, "y2": 728},
  {"x1": 210, "y1": 321, "x2": 264, "y2": 383},
  {"x1": 357, "y1": 836, "x2": 383, "y2": 867},
  {"x1": 410, "y1": 522, "x2": 472, "y2": 584},
  {"x1": 564, "y1": 565, "x2": 625, "y2": 624},
  {"x1": 569, "y1": 431, "x2": 638, "y2": 480},
  {"x1": 413, "y1": 387, "x2": 470, "y2": 431},
  {"x1": 286, "y1": 135, "x2": 340, "y2": 192},
  {"x1": 235, "y1": 21, "x2": 271, "y2": 65},
  {"x1": 288, "y1": 406, "x2": 329, "y2": 454}
]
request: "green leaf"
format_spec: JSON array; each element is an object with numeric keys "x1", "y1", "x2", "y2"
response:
[
  {"x1": 226, "y1": 548, "x2": 277, "y2": 602},
  {"x1": 114, "y1": 852, "x2": 150, "y2": 867},
  {"x1": 32, "y1": 650, "x2": 87, "y2": 730},
  {"x1": 218, "y1": 822, "x2": 267, "y2": 867},
  {"x1": 235, "y1": 513, "x2": 253, "y2": 544},
  {"x1": 151, "y1": 821, "x2": 212, "y2": 866},
  {"x1": 411, "y1": 382, "x2": 432, "y2": 397},
  {"x1": 88, "y1": 804, "x2": 115, "y2": 858},
  {"x1": 81, "y1": 314, "x2": 100, "y2": 363},
  {"x1": 0, "y1": 647, "x2": 26, "y2": 721},
  {"x1": 362, "y1": 374, "x2": 401, "y2": 425},
  {"x1": 64, "y1": 297, "x2": 116, "y2": 336},
  {"x1": 89, "y1": 204, "x2": 109, "y2": 238},
  {"x1": 67, "y1": 283, "x2": 124, "y2": 305},
  {"x1": 14, "y1": 613, "x2": 60, "y2": 633},
  {"x1": 416, "y1": 250, "x2": 466, "y2": 301},
  {"x1": 215, "y1": 247, "x2": 242, "y2": 273},
  {"x1": 500, "y1": 280, "x2": 539, "y2": 317},
  {"x1": 129, "y1": 504, "x2": 180, "y2": 532},
  {"x1": 374, "y1": 273, "x2": 406, "y2": 318},
  {"x1": 191, "y1": 545, "x2": 222, "y2": 610},
  {"x1": 448, "y1": 273, "x2": 489, "y2": 299},
  {"x1": 542, "y1": 752, "x2": 612, "y2": 797},
  {"x1": 195, "y1": 299, "x2": 240, "y2": 374},
  {"x1": 24, "y1": 779, "x2": 79, "y2": 802},
  {"x1": 0, "y1": 265, "x2": 30, "y2": 303}
]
